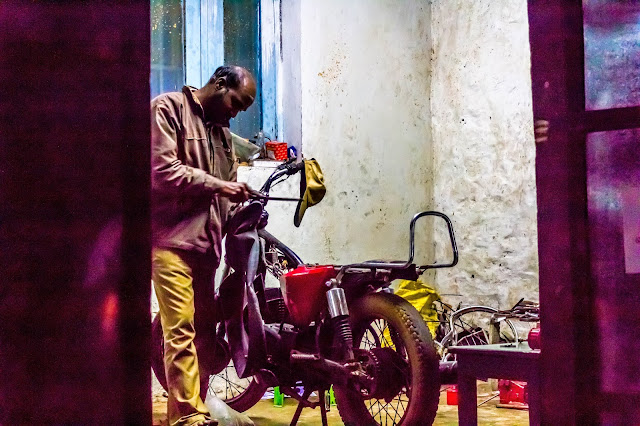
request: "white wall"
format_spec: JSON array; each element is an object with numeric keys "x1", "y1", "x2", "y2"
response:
[
  {"x1": 430, "y1": 0, "x2": 539, "y2": 308},
  {"x1": 260, "y1": 0, "x2": 434, "y2": 266},
  {"x1": 249, "y1": 0, "x2": 538, "y2": 309}
]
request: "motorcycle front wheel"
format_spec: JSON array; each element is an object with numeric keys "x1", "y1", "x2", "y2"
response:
[
  {"x1": 334, "y1": 292, "x2": 440, "y2": 426},
  {"x1": 150, "y1": 316, "x2": 267, "y2": 412}
]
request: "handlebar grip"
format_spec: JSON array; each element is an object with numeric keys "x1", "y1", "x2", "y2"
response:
[
  {"x1": 285, "y1": 160, "x2": 304, "y2": 175},
  {"x1": 276, "y1": 157, "x2": 296, "y2": 170}
]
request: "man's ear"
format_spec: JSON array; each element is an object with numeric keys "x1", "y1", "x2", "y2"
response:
[{"x1": 214, "y1": 76, "x2": 227, "y2": 91}]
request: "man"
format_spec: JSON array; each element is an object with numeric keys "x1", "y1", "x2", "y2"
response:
[{"x1": 151, "y1": 66, "x2": 255, "y2": 426}]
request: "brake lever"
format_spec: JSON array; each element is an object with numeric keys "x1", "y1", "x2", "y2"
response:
[
  {"x1": 249, "y1": 189, "x2": 301, "y2": 202},
  {"x1": 276, "y1": 157, "x2": 298, "y2": 171}
]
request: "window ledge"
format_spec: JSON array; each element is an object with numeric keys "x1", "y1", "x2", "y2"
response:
[{"x1": 238, "y1": 159, "x2": 283, "y2": 170}]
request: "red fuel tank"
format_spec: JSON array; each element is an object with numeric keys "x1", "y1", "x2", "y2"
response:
[{"x1": 280, "y1": 265, "x2": 337, "y2": 328}]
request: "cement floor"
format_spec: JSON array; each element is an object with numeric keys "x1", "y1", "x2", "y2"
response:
[{"x1": 152, "y1": 387, "x2": 529, "y2": 425}]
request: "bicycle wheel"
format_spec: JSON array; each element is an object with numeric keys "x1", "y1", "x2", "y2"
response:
[
  {"x1": 334, "y1": 292, "x2": 440, "y2": 426},
  {"x1": 430, "y1": 299, "x2": 455, "y2": 358},
  {"x1": 438, "y1": 305, "x2": 518, "y2": 361}
]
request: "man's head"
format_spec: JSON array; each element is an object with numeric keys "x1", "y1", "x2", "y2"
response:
[{"x1": 196, "y1": 65, "x2": 256, "y2": 127}]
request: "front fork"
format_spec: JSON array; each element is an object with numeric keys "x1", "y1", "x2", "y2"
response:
[{"x1": 326, "y1": 281, "x2": 354, "y2": 360}]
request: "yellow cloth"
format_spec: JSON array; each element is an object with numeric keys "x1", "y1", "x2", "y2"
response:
[
  {"x1": 153, "y1": 248, "x2": 215, "y2": 426},
  {"x1": 380, "y1": 280, "x2": 440, "y2": 349},
  {"x1": 294, "y1": 159, "x2": 326, "y2": 227},
  {"x1": 394, "y1": 279, "x2": 441, "y2": 338}
]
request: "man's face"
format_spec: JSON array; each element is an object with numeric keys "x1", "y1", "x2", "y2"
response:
[{"x1": 208, "y1": 77, "x2": 256, "y2": 127}]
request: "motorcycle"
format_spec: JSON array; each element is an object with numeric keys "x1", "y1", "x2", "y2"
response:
[{"x1": 151, "y1": 158, "x2": 459, "y2": 425}]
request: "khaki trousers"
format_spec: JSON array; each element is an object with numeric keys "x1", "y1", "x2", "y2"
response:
[{"x1": 152, "y1": 248, "x2": 218, "y2": 426}]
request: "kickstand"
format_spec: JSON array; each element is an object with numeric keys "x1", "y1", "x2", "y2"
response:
[
  {"x1": 318, "y1": 389, "x2": 328, "y2": 426},
  {"x1": 289, "y1": 388, "x2": 329, "y2": 426},
  {"x1": 290, "y1": 388, "x2": 312, "y2": 426}
]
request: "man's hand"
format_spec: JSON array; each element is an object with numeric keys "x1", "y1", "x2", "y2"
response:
[{"x1": 219, "y1": 182, "x2": 251, "y2": 203}]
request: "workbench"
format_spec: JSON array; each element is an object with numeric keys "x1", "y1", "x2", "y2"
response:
[{"x1": 448, "y1": 342, "x2": 541, "y2": 426}]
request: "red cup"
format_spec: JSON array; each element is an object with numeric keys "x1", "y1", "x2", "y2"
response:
[
  {"x1": 528, "y1": 326, "x2": 541, "y2": 350},
  {"x1": 446, "y1": 385, "x2": 458, "y2": 405}
]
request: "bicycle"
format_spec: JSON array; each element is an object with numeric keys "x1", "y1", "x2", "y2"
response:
[
  {"x1": 404, "y1": 295, "x2": 517, "y2": 362},
  {"x1": 437, "y1": 303, "x2": 519, "y2": 361}
]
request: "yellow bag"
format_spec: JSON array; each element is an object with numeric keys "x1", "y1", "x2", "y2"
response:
[
  {"x1": 380, "y1": 279, "x2": 440, "y2": 348},
  {"x1": 393, "y1": 279, "x2": 441, "y2": 338}
]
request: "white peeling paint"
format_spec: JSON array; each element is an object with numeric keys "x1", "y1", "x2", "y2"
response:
[
  {"x1": 265, "y1": 0, "x2": 538, "y2": 309},
  {"x1": 244, "y1": 0, "x2": 435, "y2": 270},
  {"x1": 430, "y1": 0, "x2": 539, "y2": 308}
]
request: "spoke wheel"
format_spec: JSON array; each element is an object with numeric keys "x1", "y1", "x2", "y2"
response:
[
  {"x1": 334, "y1": 292, "x2": 440, "y2": 426},
  {"x1": 206, "y1": 357, "x2": 267, "y2": 412},
  {"x1": 150, "y1": 316, "x2": 267, "y2": 412},
  {"x1": 438, "y1": 306, "x2": 518, "y2": 361},
  {"x1": 150, "y1": 231, "x2": 299, "y2": 412}
]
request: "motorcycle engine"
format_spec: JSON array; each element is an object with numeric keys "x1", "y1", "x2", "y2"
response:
[{"x1": 264, "y1": 323, "x2": 298, "y2": 365}]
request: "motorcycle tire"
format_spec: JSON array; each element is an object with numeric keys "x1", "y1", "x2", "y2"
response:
[
  {"x1": 334, "y1": 292, "x2": 440, "y2": 426},
  {"x1": 150, "y1": 315, "x2": 268, "y2": 412},
  {"x1": 150, "y1": 231, "x2": 300, "y2": 412}
]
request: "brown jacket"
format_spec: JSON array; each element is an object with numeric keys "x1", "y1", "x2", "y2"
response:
[{"x1": 151, "y1": 86, "x2": 238, "y2": 261}]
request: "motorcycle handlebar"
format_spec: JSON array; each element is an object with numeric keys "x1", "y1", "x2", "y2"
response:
[
  {"x1": 258, "y1": 158, "x2": 305, "y2": 199},
  {"x1": 278, "y1": 157, "x2": 304, "y2": 175}
]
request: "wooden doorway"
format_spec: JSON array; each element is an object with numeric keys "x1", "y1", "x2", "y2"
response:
[{"x1": 528, "y1": 1, "x2": 640, "y2": 423}]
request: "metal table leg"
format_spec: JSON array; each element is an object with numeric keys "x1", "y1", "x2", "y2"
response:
[{"x1": 458, "y1": 373, "x2": 478, "y2": 426}]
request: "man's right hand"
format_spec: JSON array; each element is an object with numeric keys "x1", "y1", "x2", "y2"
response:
[{"x1": 218, "y1": 182, "x2": 250, "y2": 203}]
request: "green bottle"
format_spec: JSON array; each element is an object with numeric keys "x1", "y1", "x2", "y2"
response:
[{"x1": 273, "y1": 386, "x2": 284, "y2": 407}]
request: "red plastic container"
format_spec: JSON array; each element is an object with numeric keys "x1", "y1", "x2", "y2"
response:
[
  {"x1": 498, "y1": 380, "x2": 528, "y2": 404},
  {"x1": 280, "y1": 265, "x2": 337, "y2": 328},
  {"x1": 446, "y1": 385, "x2": 458, "y2": 405},
  {"x1": 528, "y1": 325, "x2": 541, "y2": 350}
]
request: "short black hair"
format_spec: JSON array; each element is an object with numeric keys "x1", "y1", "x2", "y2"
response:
[{"x1": 208, "y1": 65, "x2": 243, "y2": 88}]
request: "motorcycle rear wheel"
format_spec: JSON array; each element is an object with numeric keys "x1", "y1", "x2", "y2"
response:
[{"x1": 334, "y1": 292, "x2": 440, "y2": 426}]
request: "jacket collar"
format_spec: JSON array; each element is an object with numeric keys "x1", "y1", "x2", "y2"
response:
[
  {"x1": 182, "y1": 85, "x2": 231, "y2": 148},
  {"x1": 182, "y1": 86, "x2": 206, "y2": 122}
]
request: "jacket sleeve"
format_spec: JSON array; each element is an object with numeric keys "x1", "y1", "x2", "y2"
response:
[{"x1": 151, "y1": 99, "x2": 228, "y2": 197}]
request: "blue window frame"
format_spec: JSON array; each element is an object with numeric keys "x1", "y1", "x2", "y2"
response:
[
  {"x1": 150, "y1": 0, "x2": 280, "y2": 141},
  {"x1": 151, "y1": 0, "x2": 184, "y2": 96}
]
